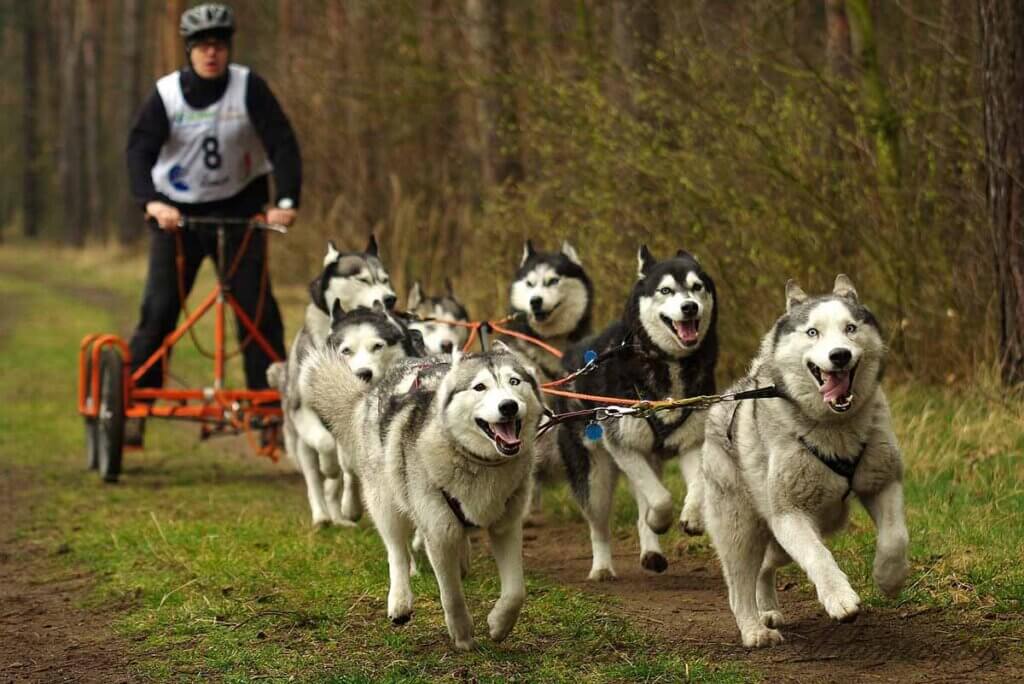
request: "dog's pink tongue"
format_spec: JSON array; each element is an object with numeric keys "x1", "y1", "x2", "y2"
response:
[
  {"x1": 491, "y1": 421, "x2": 521, "y2": 446},
  {"x1": 674, "y1": 320, "x2": 699, "y2": 344},
  {"x1": 820, "y1": 371, "x2": 851, "y2": 402}
]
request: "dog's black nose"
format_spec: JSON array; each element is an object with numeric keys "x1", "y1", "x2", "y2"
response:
[
  {"x1": 498, "y1": 399, "x2": 519, "y2": 418},
  {"x1": 440, "y1": 341, "x2": 454, "y2": 354},
  {"x1": 355, "y1": 368, "x2": 374, "y2": 383},
  {"x1": 681, "y1": 301, "x2": 699, "y2": 318},
  {"x1": 829, "y1": 348, "x2": 852, "y2": 368},
  {"x1": 530, "y1": 296, "x2": 543, "y2": 312},
  {"x1": 383, "y1": 294, "x2": 397, "y2": 310}
]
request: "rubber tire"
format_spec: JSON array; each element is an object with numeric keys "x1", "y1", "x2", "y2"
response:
[
  {"x1": 84, "y1": 353, "x2": 99, "y2": 470},
  {"x1": 97, "y1": 347, "x2": 125, "y2": 483}
]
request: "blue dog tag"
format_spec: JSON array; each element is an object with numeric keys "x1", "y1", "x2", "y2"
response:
[
  {"x1": 584, "y1": 350, "x2": 598, "y2": 365},
  {"x1": 585, "y1": 422, "x2": 604, "y2": 440}
]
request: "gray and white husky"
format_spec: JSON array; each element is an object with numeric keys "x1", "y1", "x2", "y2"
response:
[
  {"x1": 506, "y1": 240, "x2": 593, "y2": 381},
  {"x1": 702, "y1": 275, "x2": 909, "y2": 648},
  {"x1": 272, "y1": 237, "x2": 401, "y2": 527},
  {"x1": 406, "y1": 279, "x2": 470, "y2": 355},
  {"x1": 302, "y1": 348, "x2": 544, "y2": 651},
  {"x1": 546, "y1": 245, "x2": 718, "y2": 580}
]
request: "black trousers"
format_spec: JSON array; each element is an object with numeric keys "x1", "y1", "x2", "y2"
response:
[{"x1": 128, "y1": 224, "x2": 286, "y2": 391}]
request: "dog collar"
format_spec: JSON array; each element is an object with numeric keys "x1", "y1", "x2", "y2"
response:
[
  {"x1": 798, "y1": 435, "x2": 866, "y2": 500},
  {"x1": 441, "y1": 489, "x2": 478, "y2": 529}
]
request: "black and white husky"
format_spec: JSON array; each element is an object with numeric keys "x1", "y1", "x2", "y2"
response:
[
  {"x1": 506, "y1": 240, "x2": 593, "y2": 381},
  {"x1": 549, "y1": 245, "x2": 718, "y2": 580},
  {"x1": 272, "y1": 237, "x2": 401, "y2": 527},
  {"x1": 302, "y1": 349, "x2": 544, "y2": 651},
  {"x1": 702, "y1": 275, "x2": 908, "y2": 648},
  {"x1": 406, "y1": 279, "x2": 470, "y2": 355}
]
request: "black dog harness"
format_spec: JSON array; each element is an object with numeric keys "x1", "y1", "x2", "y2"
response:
[
  {"x1": 798, "y1": 436, "x2": 867, "y2": 501},
  {"x1": 442, "y1": 489, "x2": 479, "y2": 529}
]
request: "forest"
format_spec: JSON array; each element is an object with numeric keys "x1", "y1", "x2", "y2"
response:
[{"x1": 1, "y1": 0, "x2": 1022, "y2": 382}]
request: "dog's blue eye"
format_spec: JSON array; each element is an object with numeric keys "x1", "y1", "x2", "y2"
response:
[
  {"x1": 547, "y1": 278, "x2": 560, "y2": 286},
  {"x1": 341, "y1": 348, "x2": 353, "y2": 356},
  {"x1": 845, "y1": 323, "x2": 857, "y2": 334},
  {"x1": 473, "y1": 383, "x2": 487, "y2": 392},
  {"x1": 659, "y1": 287, "x2": 673, "y2": 295},
  {"x1": 509, "y1": 377, "x2": 520, "y2": 386},
  {"x1": 806, "y1": 328, "x2": 819, "y2": 338}
]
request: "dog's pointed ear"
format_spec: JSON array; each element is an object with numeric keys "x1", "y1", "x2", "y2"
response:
[
  {"x1": 365, "y1": 234, "x2": 379, "y2": 257},
  {"x1": 676, "y1": 248, "x2": 700, "y2": 265},
  {"x1": 331, "y1": 298, "x2": 345, "y2": 323},
  {"x1": 561, "y1": 240, "x2": 582, "y2": 266},
  {"x1": 637, "y1": 244, "x2": 656, "y2": 278},
  {"x1": 785, "y1": 280, "x2": 808, "y2": 312},
  {"x1": 444, "y1": 277, "x2": 455, "y2": 298},
  {"x1": 833, "y1": 274, "x2": 859, "y2": 302},
  {"x1": 492, "y1": 340, "x2": 512, "y2": 355},
  {"x1": 520, "y1": 239, "x2": 536, "y2": 267},
  {"x1": 407, "y1": 281, "x2": 422, "y2": 310},
  {"x1": 323, "y1": 240, "x2": 340, "y2": 266}
]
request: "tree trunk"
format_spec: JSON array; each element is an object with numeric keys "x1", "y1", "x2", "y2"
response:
[
  {"x1": 21, "y1": 0, "x2": 40, "y2": 239},
  {"x1": 825, "y1": 0, "x2": 852, "y2": 79},
  {"x1": 611, "y1": 0, "x2": 659, "y2": 92},
  {"x1": 157, "y1": 0, "x2": 185, "y2": 77},
  {"x1": 847, "y1": 0, "x2": 900, "y2": 187},
  {"x1": 979, "y1": 0, "x2": 1024, "y2": 385},
  {"x1": 81, "y1": 0, "x2": 103, "y2": 241},
  {"x1": 59, "y1": 3, "x2": 85, "y2": 247},
  {"x1": 466, "y1": 0, "x2": 521, "y2": 188},
  {"x1": 120, "y1": 0, "x2": 143, "y2": 244}
]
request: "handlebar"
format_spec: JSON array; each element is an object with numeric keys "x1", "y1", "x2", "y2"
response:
[{"x1": 146, "y1": 214, "x2": 289, "y2": 234}]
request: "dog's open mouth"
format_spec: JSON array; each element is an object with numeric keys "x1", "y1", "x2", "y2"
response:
[
  {"x1": 808, "y1": 362, "x2": 857, "y2": 413},
  {"x1": 532, "y1": 302, "x2": 560, "y2": 323},
  {"x1": 661, "y1": 315, "x2": 700, "y2": 347},
  {"x1": 475, "y1": 418, "x2": 523, "y2": 456}
]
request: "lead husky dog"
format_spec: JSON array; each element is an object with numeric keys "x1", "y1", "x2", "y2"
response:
[
  {"x1": 302, "y1": 349, "x2": 544, "y2": 650},
  {"x1": 702, "y1": 275, "x2": 909, "y2": 648},
  {"x1": 507, "y1": 240, "x2": 593, "y2": 381},
  {"x1": 549, "y1": 245, "x2": 717, "y2": 579},
  {"x1": 406, "y1": 279, "x2": 470, "y2": 354},
  {"x1": 275, "y1": 237, "x2": 400, "y2": 527}
]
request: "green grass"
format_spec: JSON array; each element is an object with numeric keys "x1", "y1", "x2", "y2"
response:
[{"x1": 1, "y1": 241, "x2": 1021, "y2": 681}]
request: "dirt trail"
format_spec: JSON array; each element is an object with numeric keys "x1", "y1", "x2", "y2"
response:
[
  {"x1": 0, "y1": 470, "x2": 138, "y2": 683},
  {"x1": 524, "y1": 523, "x2": 1023, "y2": 683}
]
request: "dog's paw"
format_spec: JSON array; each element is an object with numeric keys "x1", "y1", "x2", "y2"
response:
[
  {"x1": 487, "y1": 603, "x2": 523, "y2": 642},
  {"x1": 387, "y1": 588, "x2": 414, "y2": 625},
  {"x1": 640, "y1": 551, "x2": 668, "y2": 574},
  {"x1": 645, "y1": 503, "x2": 674, "y2": 535},
  {"x1": 452, "y1": 636, "x2": 476, "y2": 652},
  {"x1": 741, "y1": 625, "x2": 784, "y2": 648},
  {"x1": 679, "y1": 507, "x2": 705, "y2": 536},
  {"x1": 312, "y1": 517, "x2": 331, "y2": 531},
  {"x1": 329, "y1": 516, "x2": 357, "y2": 528},
  {"x1": 390, "y1": 611, "x2": 412, "y2": 626},
  {"x1": 588, "y1": 566, "x2": 618, "y2": 582},
  {"x1": 821, "y1": 585, "x2": 861, "y2": 623},
  {"x1": 873, "y1": 554, "x2": 910, "y2": 598},
  {"x1": 759, "y1": 610, "x2": 786, "y2": 628}
]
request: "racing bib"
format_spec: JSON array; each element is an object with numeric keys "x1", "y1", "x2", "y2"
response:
[{"x1": 151, "y1": 64, "x2": 273, "y2": 204}]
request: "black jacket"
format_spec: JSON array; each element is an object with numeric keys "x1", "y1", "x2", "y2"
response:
[{"x1": 126, "y1": 66, "x2": 302, "y2": 217}]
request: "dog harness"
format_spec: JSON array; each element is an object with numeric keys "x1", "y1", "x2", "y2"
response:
[
  {"x1": 441, "y1": 489, "x2": 479, "y2": 529},
  {"x1": 798, "y1": 436, "x2": 867, "y2": 501}
]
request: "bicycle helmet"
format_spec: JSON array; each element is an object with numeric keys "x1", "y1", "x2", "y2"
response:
[{"x1": 180, "y1": 3, "x2": 235, "y2": 41}]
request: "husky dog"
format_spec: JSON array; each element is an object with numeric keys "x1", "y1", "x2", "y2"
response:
[
  {"x1": 406, "y1": 279, "x2": 470, "y2": 355},
  {"x1": 302, "y1": 348, "x2": 544, "y2": 650},
  {"x1": 702, "y1": 275, "x2": 909, "y2": 648},
  {"x1": 550, "y1": 245, "x2": 717, "y2": 580},
  {"x1": 506, "y1": 240, "x2": 593, "y2": 381},
  {"x1": 275, "y1": 237, "x2": 400, "y2": 527}
]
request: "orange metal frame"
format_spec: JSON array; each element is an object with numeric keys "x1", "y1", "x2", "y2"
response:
[{"x1": 77, "y1": 226, "x2": 283, "y2": 461}]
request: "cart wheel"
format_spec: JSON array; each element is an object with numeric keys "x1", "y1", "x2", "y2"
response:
[
  {"x1": 84, "y1": 353, "x2": 99, "y2": 470},
  {"x1": 97, "y1": 347, "x2": 125, "y2": 483}
]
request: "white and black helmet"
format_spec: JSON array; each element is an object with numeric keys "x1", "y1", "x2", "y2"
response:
[{"x1": 179, "y1": 3, "x2": 235, "y2": 39}]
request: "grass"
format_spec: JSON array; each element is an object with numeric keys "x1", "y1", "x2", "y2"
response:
[{"x1": 1, "y1": 240, "x2": 1022, "y2": 681}]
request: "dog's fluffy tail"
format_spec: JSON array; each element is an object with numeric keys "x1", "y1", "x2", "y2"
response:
[
  {"x1": 298, "y1": 348, "x2": 365, "y2": 452},
  {"x1": 266, "y1": 361, "x2": 287, "y2": 391}
]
